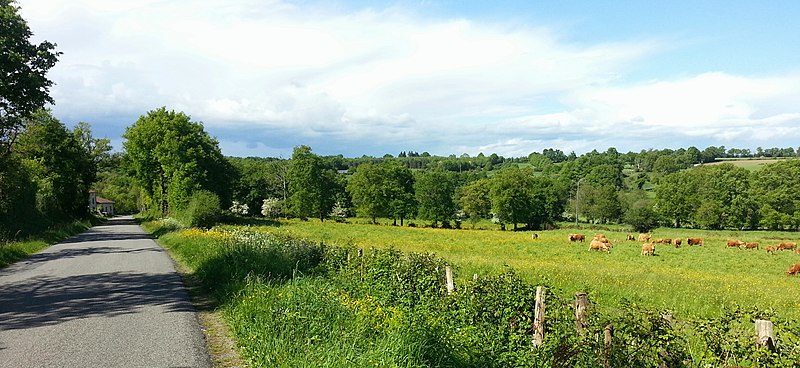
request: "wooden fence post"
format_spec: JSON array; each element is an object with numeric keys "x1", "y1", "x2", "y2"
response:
[
  {"x1": 358, "y1": 248, "x2": 364, "y2": 282},
  {"x1": 575, "y1": 293, "x2": 588, "y2": 335},
  {"x1": 445, "y1": 266, "x2": 455, "y2": 294},
  {"x1": 603, "y1": 323, "x2": 613, "y2": 368},
  {"x1": 756, "y1": 319, "x2": 776, "y2": 352},
  {"x1": 532, "y1": 286, "x2": 545, "y2": 348}
]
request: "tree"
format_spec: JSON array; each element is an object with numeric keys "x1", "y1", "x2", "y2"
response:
[
  {"x1": 624, "y1": 206, "x2": 660, "y2": 233},
  {"x1": 415, "y1": 170, "x2": 456, "y2": 227},
  {"x1": 459, "y1": 178, "x2": 491, "y2": 228},
  {"x1": 347, "y1": 163, "x2": 389, "y2": 223},
  {"x1": 14, "y1": 110, "x2": 93, "y2": 221},
  {"x1": 0, "y1": 0, "x2": 61, "y2": 156},
  {"x1": 490, "y1": 167, "x2": 566, "y2": 230},
  {"x1": 123, "y1": 107, "x2": 234, "y2": 216},
  {"x1": 287, "y1": 145, "x2": 338, "y2": 221}
]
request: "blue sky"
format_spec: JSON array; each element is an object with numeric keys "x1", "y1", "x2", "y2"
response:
[{"x1": 18, "y1": 0, "x2": 800, "y2": 157}]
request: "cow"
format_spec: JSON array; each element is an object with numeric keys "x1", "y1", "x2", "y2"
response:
[
  {"x1": 594, "y1": 234, "x2": 606, "y2": 240},
  {"x1": 641, "y1": 243, "x2": 655, "y2": 256},
  {"x1": 726, "y1": 239, "x2": 745, "y2": 248},
  {"x1": 531, "y1": 233, "x2": 538, "y2": 240},
  {"x1": 626, "y1": 234, "x2": 636, "y2": 241},
  {"x1": 569, "y1": 234, "x2": 586, "y2": 242},
  {"x1": 687, "y1": 238, "x2": 703, "y2": 246},
  {"x1": 589, "y1": 240, "x2": 611, "y2": 253},
  {"x1": 638, "y1": 233, "x2": 652, "y2": 242},
  {"x1": 766, "y1": 246, "x2": 777, "y2": 254},
  {"x1": 744, "y1": 242, "x2": 759, "y2": 250},
  {"x1": 777, "y1": 242, "x2": 797, "y2": 251},
  {"x1": 786, "y1": 263, "x2": 800, "y2": 276},
  {"x1": 673, "y1": 239, "x2": 682, "y2": 247},
  {"x1": 796, "y1": 248, "x2": 800, "y2": 255}
]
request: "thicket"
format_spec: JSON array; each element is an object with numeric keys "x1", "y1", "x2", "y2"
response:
[{"x1": 157, "y1": 224, "x2": 800, "y2": 367}]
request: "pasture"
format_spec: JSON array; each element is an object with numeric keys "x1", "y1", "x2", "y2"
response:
[
  {"x1": 707, "y1": 158, "x2": 795, "y2": 171},
  {"x1": 248, "y1": 220, "x2": 800, "y2": 320}
]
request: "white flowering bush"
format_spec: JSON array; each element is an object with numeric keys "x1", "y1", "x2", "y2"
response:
[
  {"x1": 229, "y1": 201, "x2": 249, "y2": 216},
  {"x1": 329, "y1": 201, "x2": 348, "y2": 222},
  {"x1": 261, "y1": 198, "x2": 283, "y2": 218}
]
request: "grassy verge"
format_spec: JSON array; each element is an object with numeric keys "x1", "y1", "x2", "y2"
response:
[
  {"x1": 144, "y1": 219, "x2": 800, "y2": 367},
  {"x1": 0, "y1": 219, "x2": 97, "y2": 268}
]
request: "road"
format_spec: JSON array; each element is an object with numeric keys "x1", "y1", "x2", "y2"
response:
[{"x1": 0, "y1": 216, "x2": 211, "y2": 368}]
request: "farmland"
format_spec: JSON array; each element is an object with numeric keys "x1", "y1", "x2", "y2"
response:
[{"x1": 241, "y1": 219, "x2": 800, "y2": 320}]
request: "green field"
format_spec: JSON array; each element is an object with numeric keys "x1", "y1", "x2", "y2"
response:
[
  {"x1": 241, "y1": 219, "x2": 800, "y2": 320},
  {"x1": 707, "y1": 158, "x2": 796, "y2": 171}
]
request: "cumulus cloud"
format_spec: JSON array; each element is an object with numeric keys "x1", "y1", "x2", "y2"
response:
[{"x1": 18, "y1": 0, "x2": 800, "y2": 157}]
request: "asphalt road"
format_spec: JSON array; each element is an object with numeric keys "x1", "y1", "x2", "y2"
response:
[{"x1": 0, "y1": 216, "x2": 211, "y2": 368}]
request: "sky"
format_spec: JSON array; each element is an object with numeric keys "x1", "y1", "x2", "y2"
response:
[{"x1": 17, "y1": 0, "x2": 800, "y2": 158}]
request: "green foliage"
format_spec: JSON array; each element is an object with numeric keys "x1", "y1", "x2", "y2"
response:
[
  {"x1": 348, "y1": 161, "x2": 416, "y2": 225},
  {"x1": 0, "y1": 0, "x2": 61, "y2": 155},
  {"x1": 490, "y1": 167, "x2": 566, "y2": 230},
  {"x1": 458, "y1": 178, "x2": 491, "y2": 228},
  {"x1": 1, "y1": 219, "x2": 92, "y2": 267},
  {"x1": 13, "y1": 110, "x2": 93, "y2": 221},
  {"x1": 123, "y1": 107, "x2": 234, "y2": 216},
  {"x1": 178, "y1": 190, "x2": 221, "y2": 228},
  {"x1": 287, "y1": 145, "x2": 339, "y2": 221},
  {"x1": 623, "y1": 205, "x2": 660, "y2": 233},
  {"x1": 415, "y1": 170, "x2": 456, "y2": 227}
]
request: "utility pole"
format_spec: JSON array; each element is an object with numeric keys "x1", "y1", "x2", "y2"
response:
[{"x1": 575, "y1": 178, "x2": 583, "y2": 226}]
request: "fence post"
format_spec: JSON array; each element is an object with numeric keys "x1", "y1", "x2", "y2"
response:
[
  {"x1": 532, "y1": 286, "x2": 545, "y2": 348},
  {"x1": 445, "y1": 266, "x2": 455, "y2": 294},
  {"x1": 756, "y1": 319, "x2": 776, "y2": 352},
  {"x1": 603, "y1": 323, "x2": 613, "y2": 368},
  {"x1": 575, "y1": 293, "x2": 588, "y2": 335}
]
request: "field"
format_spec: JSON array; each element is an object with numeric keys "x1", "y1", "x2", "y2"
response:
[
  {"x1": 243, "y1": 219, "x2": 800, "y2": 320},
  {"x1": 706, "y1": 158, "x2": 795, "y2": 171}
]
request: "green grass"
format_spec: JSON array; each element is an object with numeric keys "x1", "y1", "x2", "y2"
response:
[
  {"x1": 0, "y1": 219, "x2": 96, "y2": 268},
  {"x1": 147, "y1": 219, "x2": 800, "y2": 367},
  {"x1": 707, "y1": 157, "x2": 796, "y2": 171},
  {"x1": 248, "y1": 219, "x2": 800, "y2": 320}
]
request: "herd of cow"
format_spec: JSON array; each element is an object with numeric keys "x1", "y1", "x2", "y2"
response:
[{"x1": 565, "y1": 232, "x2": 800, "y2": 276}]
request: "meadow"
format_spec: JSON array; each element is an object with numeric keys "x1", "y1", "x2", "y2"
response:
[
  {"x1": 243, "y1": 219, "x2": 800, "y2": 320},
  {"x1": 147, "y1": 218, "x2": 800, "y2": 367}
]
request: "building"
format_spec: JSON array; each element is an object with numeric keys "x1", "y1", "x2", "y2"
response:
[{"x1": 89, "y1": 190, "x2": 115, "y2": 216}]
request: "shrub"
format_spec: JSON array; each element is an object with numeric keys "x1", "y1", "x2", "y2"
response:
[
  {"x1": 624, "y1": 206, "x2": 660, "y2": 233},
  {"x1": 180, "y1": 190, "x2": 221, "y2": 228}
]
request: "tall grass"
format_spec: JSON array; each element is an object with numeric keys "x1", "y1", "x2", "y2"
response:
[
  {"x1": 149, "y1": 220, "x2": 800, "y2": 367},
  {"x1": 0, "y1": 219, "x2": 96, "y2": 268}
]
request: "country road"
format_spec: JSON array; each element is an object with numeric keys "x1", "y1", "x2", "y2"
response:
[{"x1": 0, "y1": 216, "x2": 211, "y2": 368}]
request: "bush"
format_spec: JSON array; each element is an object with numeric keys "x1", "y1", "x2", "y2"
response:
[
  {"x1": 180, "y1": 190, "x2": 221, "y2": 228},
  {"x1": 624, "y1": 206, "x2": 660, "y2": 233}
]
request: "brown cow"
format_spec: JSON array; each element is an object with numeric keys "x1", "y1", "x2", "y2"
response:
[
  {"x1": 766, "y1": 246, "x2": 777, "y2": 254},
  {"x1": 744, "y1": 242, "x2": 759, "y2": 250},
  {"x1": 641, "y1": 243, "x2": 655, "y2": 256},
  {"x1": 786, "y1": 263, "x2": 800, "y2": 276},
  {"x1": 726, "y1": 239, "x2": 745, "y2": 248},
  {"x1": 626, "y1": 234, "x2": 636, "y2": 241},
  {"x1": 589, "y1": 240, "x2": 611, "y2": 253},
  {"x1": 673, "y1": 239, "x2": 682, "y2": 247},
  {"x1": 796, "y1": 248, "x2": 800, "y2": 255},
  {"x1": 638, "y1": 233, "x2": 652, "y2": 242},
  {"x1": 531, "y1": 233, "x2": 538, "y2": 240},
  {"x1": 778, "y1": 242, "x2": 797, "y2": 251},
  {"x1": 687, "y1": 237, "x2": 703, "y2": 246},
  {"x1": 569, "y1": 234, "x2": 586, "y2": 242}
]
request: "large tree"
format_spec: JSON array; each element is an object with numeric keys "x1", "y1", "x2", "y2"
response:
[
  {"x1": 123, "y1": 107, "x2": 234, "y2": 216},
  {"x1": 14, "y1": 110, "x2": 93, "y2": 221},
  {"x1": 0, "y1": 0, "x2": 60, "y2": 156},
  {"x1": 287, "y1": 145, "x2": 338, "y2": 221},
  {"x1": 491, "y1": 167, "x2": 566, "y2": 230},
  {"x1": 458, "y1": 178, "x2": 491, "y2": 228},
  {"x1": 415, "y1": 170, "x2": 456, "y2": 227}
]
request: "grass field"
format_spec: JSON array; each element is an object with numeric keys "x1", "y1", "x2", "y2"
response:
[
  {"x1": 706, "y1": 157, "x2": 796, "y2": 171},
  {"x1": 238, "y1": 219, "x2": 800, "y2": 320}
]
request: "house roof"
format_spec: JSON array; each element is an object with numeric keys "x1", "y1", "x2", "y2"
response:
[{"x1": 96, "y1": 197, "x2": 115, "y2": 204}]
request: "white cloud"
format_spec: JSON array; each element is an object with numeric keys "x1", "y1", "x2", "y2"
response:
[{"x1": 17, "y1": 0, "x2": 800, "y2": 157}]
